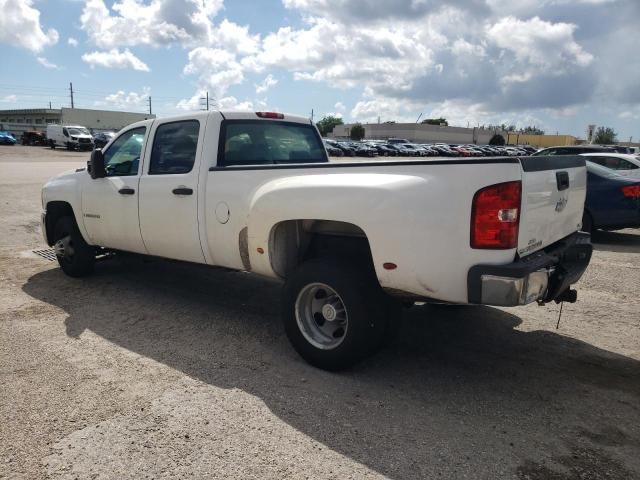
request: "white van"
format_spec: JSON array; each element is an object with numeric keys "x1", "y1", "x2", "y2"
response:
[{"x1": 46, "y1": 125, "x2": 94, "y2": 151}]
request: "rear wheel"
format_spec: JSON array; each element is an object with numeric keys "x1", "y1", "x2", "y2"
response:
[
  {"x1": 282, "y1": 259, "x2": 394, "y2": 371},
  {"x1": 53, "y1": 216, "x2": 95, "y2": 277}
]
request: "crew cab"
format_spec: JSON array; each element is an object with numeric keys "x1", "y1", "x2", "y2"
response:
[{"x1": 41, "y1": 111, "x2": 592, "y2": 370}]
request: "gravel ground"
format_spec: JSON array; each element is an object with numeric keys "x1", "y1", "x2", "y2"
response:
[{"x1": 1, "y1": 145, "x2": 639, "y2": 480}]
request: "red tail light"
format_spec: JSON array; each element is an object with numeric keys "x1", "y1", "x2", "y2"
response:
[
  {"x1": 471, "y1": 181, "x2": 522, "y2": 249},
  {"x1": 621, "y1": 185, "x2": 640, "y2": 197},
  {"x1": 255, "y1": 111, "x2": 284, "y2": 119}
]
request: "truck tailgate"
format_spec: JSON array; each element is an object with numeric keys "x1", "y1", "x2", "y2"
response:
[{"x1": 517, "y1": 156, "x2": 587, "y2": 257}]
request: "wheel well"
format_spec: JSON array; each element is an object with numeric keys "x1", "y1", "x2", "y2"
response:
[
  {"x1": 269, "y1": 220, "x2": 374, "y2": 278},
  {"x1": 45, "y1": 201, "x2": 75, "y2": 246}
]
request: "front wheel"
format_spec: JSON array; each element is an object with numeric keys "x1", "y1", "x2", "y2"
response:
[
  {"x1": 282, "y1": 259, "x2": 390, "y2": 371},
  {"x1": 53, "y1": 216, "x2": 95, "y2": 277}
]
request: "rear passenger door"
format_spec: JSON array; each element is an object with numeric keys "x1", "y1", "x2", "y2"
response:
[{"x1": 138, "y1": 118, "x2": 206, "y2": 263}]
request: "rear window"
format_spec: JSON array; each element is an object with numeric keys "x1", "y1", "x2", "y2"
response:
[{"x1": 219, "y1": 120, "x2": 327, "y2": 166}]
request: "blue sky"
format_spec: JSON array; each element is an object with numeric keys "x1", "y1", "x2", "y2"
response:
[{"x1": 1, "y1": 0, "x2": 639, "y2": 141}]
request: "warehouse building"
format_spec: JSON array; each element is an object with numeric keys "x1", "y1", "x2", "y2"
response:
[
  {"x1": 330, "y1": 122, "x2": 507, "y2": 145},
  {"x1": 0, "y1": 107, "x2": 155, "y2": 138}
]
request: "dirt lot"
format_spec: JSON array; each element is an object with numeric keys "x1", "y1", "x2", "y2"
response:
[{"x1": 1, "y1": 145, "x2": 639, "y2": 480}]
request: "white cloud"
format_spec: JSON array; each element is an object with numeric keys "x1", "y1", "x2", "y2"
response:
[
  {"x1": 0, "y1": 0, "x2": 58, "y2": 52},
  {"x1": 182, "y1": 47, "x2": 245, "y2": 97},
  {"x1": 37, "y1": 57, "x2": 59, "y2": 69},
  {"x1": 68, "y1": 37, "x2": 79, "y2": 47},
  {"x1": 1, "y1": 94, "x2": 18, "y2": 103},
  {"x1": 486, "y1": 17, "x2": 593, "y2": 69},
  {"x1": 82, "y1": 48, "x2": 150, "y2": 71},
  {"x1": 80, "y1": 0, "x2": 223, "y2": 48},
  {"x1": 334, "y1": 101, "x2": 345, "y2": 112},
  {"x1": 94, "y1": 87, "x2": 151, "y2": 110},
  {"x1": 255, "y1": 74, "x2": 277, "y2": 94}
]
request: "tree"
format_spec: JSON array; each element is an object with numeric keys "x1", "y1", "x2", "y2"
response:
[
  {"x1": 519, "y1": 125, "x2": 545, "y2": 135},
  {"x1": 316, "y1": 115, "x2": 344, "y2": 137},
  {"x1": 350, "y1": 123, "x2": 365, "y2": 140},
  {"x1": 421, "y1": 117, "x2": 448, "y2": 126},
  {"x1": 593, "y1": 126, "x2": 617, "y2": 144},
  {"x1": 489, "y1": 134, "x2": 506, "y2": 146}
]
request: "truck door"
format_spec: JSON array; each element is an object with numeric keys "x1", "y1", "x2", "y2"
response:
[
  {"x1": 138, "y1": 118, "x2": 206, "y2": 263},
  {"x1": 80, "y1": 125, "x2": 149, "y2": 253}
]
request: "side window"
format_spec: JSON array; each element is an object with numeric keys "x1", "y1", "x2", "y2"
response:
[
  {"x1": 149, "y1": 120, "x2": 200, "y2": 175},
  {"x1": 103, "y1": 127, "x2": 146, "y2": 177},
  {"x1": 62, "y1": 127, "x2": 69, "y2": 137},
  {"x1": 588, "y1": 156, "x2": 607, "y2": 167},
  {"x1": 616, "y1": 158, "x2": 639, "y2": 170}
]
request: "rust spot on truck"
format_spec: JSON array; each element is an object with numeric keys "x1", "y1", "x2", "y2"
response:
[{"x1": 239, "y1": 227, "x2": 251, "y2": 271}]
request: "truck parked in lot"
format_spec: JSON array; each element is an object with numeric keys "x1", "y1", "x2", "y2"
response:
[
  {"x1": 46, "y1": 124, "x2": 93, "y2": 151},
  {"x1": 40, "y1": 111, "x2": 592, "y2": 370}
]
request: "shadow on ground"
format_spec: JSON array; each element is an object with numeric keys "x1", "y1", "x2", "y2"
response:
[
  {"x1": 592, "y1": 230, "x2": 640, "y2": 253},
  {"x1": 23, "y1": 257, "x2": 640, "y2": 479}
]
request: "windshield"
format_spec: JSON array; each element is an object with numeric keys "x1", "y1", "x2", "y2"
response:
[{"x1": 68, "y1": 127, "x2": 91, "y2": 136}]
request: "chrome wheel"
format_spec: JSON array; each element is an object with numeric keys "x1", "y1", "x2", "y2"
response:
[
  {"x1": 295, "y1": 282, "x2": 348, "y2": 350},
  {"x1": 54, "y1": 235, "x2": 74, "y2": 260}
]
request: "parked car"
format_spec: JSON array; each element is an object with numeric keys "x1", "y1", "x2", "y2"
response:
[
  {"x1": 21, "y1": 131, "x2": 48, "y2": 146},
  {"x1": 0, "y1": 131, "x2": 17, "y2": 145},
  {"x1": 387, "y1": 137, "x2": 410, "y2": 144},
  {"x1": 93, "y1": 131, "x2": 116, "y2": 149},
  {"x1": 326, "y1": 140, "x2": 356, "y2": 157},
  {"x1": 40, "y1": 110, "x2": 592, "y2": 370},
  {"x1": 46, "y1": 124, "x2": 94, "y2": 150},
  {"x1": 580, "y1": 153, "x2": 640, "y2": 179},
  {"x1": 582, "y1": 161, "x2": 640, "y2": 232},
  {"x1": 532, "y1": 145, "x2": 615, "y2": 156}
]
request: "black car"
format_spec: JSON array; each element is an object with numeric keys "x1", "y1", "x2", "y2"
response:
[{"x1": 93, "y1": 131, "x2": 115, "y2": 149}]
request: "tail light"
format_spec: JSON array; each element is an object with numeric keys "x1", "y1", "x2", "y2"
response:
[
  {"x1": 621, "y1": 185, "x2": 640, "y2": 197},
  {"x1": 256, "y1": 112, "x2": 284, "y2": 119},
  {"x1": 471, "y1": 181, "x2": 522, "y2": 249}
]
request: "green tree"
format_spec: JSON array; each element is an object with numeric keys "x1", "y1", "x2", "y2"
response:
[
  {"x1": 593, "y1": 126, "x2": 617, "y2": 144},
  {"x1": 489, "y1": 134, "x2": 506, "y2": 146},
  {"x1": 316, "y1": 115, "x2": 344, "y2": 137},
  {"x1": 519, "y1": 125, "x2": 545, "y2": 135},
  {"x1": 421, "y1": 117, "x2": 448, "y2": 126},
  {"x1": 350, "y1": 123, "x2": 365, "y2": 140}
]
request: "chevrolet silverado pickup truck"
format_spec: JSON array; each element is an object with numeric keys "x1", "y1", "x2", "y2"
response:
[{"x1": 41, "y1": 111, "x2": 592, "y2": 370}]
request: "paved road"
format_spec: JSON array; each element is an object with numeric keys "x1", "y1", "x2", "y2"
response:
[{"x1": 1, "y1": 145, "x2": 639, "y2": 479}]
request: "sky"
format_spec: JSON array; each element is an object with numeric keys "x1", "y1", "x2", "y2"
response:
[{"x1": 0, "y1": 0, "x2": 638, "y2": 140}]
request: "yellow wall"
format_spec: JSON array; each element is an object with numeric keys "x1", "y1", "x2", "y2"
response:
[{"x1": 507, "y1": 134, "x2": 577, "y2": 147}]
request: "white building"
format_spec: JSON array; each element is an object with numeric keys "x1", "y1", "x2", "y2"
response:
[{"x1": 0, "y1": 108, "x2": 155, "y2": 138}]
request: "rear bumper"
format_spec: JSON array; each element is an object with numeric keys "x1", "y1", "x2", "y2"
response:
[{"x1": 467, "y1": 232, "x2": 592, "y2": 306}]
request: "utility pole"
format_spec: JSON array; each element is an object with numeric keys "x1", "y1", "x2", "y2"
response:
[
  {"x1": 49, "y1": 101, "x2": 52, "y2": 109},
  {"x1": 200, "y1": 91, "x2": 210, "y2": 111},
  {"x1": 147, "y1": 96, "x2": 152, "y2": 115},
  {"x1": 311, "y1": 109, "x2": 314, "y2": 122},
  {"x1": 69, "y1": 82, "x2": 74, "y2": 108}
]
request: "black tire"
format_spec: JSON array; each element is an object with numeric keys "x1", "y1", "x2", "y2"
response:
[
  {"x1": 581, "y1": 210, "x2": 594, "y2": 234},
  {"x1": 282, "y1": 259, "x2": 390, "y2": 371},
  {"x1": 49, "y1": 140, "x2": 55, "y2": 149},
  {"x1": 53, "y1": 216, "x2": 95, "y2": 277}
]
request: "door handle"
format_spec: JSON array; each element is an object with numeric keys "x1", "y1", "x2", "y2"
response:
[
  {"x1": 172, "y1": 187, "x2": 193, "y2": 195},
  {"x1": 118, "y1": 187, "x2": 135, "y2": 195},
  {"x1": 556, "y1": 171, "x2": 570, "y2": 191}
]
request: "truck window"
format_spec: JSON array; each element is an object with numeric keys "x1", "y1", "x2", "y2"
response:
[
  {"x1": 149, "y1": 120, "x2": 200, "y2": 175},
  {"x1": 219, "y1": 120, "x2": 327, "y2": 166},
  {"x1": 103, "y1": 127, "x2": 146, "y2": 177}
]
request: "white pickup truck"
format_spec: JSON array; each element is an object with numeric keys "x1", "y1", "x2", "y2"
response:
[{"x1": 41, "y1": 111, "x2": 592, "y2": 370}]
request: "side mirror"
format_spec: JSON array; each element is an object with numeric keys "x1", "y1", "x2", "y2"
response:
[{"x1": 89, "y1": 149, "x2": 106, "y2": 179}]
